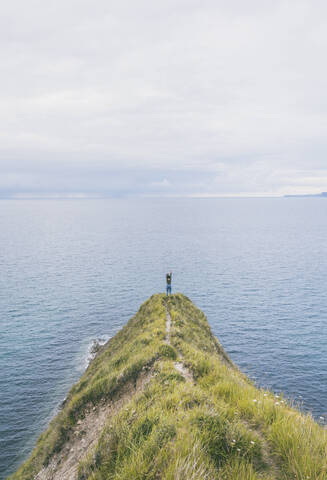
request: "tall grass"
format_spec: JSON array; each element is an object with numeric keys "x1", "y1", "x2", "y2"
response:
[{"x1": 9, "y1": 293, "x2": 327, "y2": 480}]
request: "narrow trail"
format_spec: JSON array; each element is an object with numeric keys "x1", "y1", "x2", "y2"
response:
[
  {"x1": 255, "y1": 429, "x2": 280, "y2": 479},
  {"x1": 241, "y1": 419, "x2": 280, "y2": 479},
  {"x1": 35, "y1": 371, "x2": 153, "y2": 480},
  {"x1": 164, "y1": 303, "x2": 193, "y2": 382},
  {"x1": 165, "y1": 306, "x2": 171, "y2": 344}
]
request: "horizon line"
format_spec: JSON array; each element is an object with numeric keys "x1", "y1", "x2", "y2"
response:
[
  {"x1": 0, "y1": 193, "x2": 305, "y2": 200},
  {"x1": 1, "y1": 190, "x2": 326, "y2": 200}
]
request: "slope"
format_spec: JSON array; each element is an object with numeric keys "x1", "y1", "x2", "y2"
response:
[{"x1": 9, "y1": 294, "x2": 327, "y2": 480}]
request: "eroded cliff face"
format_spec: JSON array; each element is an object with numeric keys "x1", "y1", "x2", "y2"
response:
[{"x1": 9, "y1": 294, "x2": 327, "y2": 480}]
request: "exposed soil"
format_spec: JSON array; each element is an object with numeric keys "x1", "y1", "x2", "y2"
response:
[
  {"x1": 173, "y1": 361, "x2": 194, "y2": 382},
  {"x1": 241, "y1": 419, "x2": 281, "y2": 479},
  {"x1": 35, "y1": 370, "x2": 153, "y2": 480},
  {"x1": 164, "y1": 305, "x2": 194, "y2": 383},
  {"x1": 165, "y1": 307, "x2": 171, "y2": 344}
]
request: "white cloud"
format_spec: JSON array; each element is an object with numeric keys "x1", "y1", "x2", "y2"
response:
[{"x1": 0, "y1": 0, "x2": 327, "y2": 196}]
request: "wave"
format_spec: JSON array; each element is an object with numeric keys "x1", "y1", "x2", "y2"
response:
[{"x1": 85, "y1": 335, "x2": 111, "y2": 369}]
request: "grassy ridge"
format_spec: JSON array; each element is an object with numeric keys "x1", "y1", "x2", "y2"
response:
[
  {"x1": 168, "y1": 295, "x2": 327, "y2": 479},
  {"x1": 9, "y1": 294, "x2": 327, "y2": 480},
  {"x1": 9, "y1": 294, "x2": 167, "y2": 480}
]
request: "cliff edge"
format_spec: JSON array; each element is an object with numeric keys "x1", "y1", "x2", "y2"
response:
[{"x1": 9, "y1": 294, "x2": 327, "y2": 480}]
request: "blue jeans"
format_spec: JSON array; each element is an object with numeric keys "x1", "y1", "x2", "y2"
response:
[{"x1": 166, "y1": 285, "x2": 171, "y2": 296}]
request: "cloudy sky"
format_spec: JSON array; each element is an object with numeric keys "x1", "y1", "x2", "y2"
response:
[{"x1": 1, "y1": 0, "x2": 327, "y2": 197}]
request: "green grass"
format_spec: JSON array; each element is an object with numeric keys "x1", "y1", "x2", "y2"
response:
[{"x1": 8, "y1": 293, "x2": 327, "y2": 480}]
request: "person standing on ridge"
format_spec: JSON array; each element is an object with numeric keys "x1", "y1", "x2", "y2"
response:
[{"x1": 166, "y1": 272, "x2": 172, "y2": 296}]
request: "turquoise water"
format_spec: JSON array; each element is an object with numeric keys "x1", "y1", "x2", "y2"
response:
[{"x1": 1, "y1": 198, "x2": 327, "y2": 478}]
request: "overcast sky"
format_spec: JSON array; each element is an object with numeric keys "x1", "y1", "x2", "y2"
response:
[{"x1": 1, "y1": 0, "x2": 327, "y2": 197}]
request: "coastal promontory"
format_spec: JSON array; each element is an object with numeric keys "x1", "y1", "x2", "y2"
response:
[{"x1": 9, "y1": 294, "x2": 327, "y2": 480}]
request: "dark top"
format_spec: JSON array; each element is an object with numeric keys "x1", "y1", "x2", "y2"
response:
[{"x1": 166, "y1": 273, "x2": 172, "y2": 285}]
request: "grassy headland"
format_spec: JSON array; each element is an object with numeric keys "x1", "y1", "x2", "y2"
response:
[{"x1": 9, "y1": 294, "x2": 327, "y2": 480}]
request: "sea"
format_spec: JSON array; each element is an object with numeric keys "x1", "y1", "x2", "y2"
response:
[{"x1": 1, "y1": 197, "x2": 327, "y2": 478}]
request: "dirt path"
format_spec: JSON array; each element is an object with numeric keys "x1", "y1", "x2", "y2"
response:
[
  {"x1": 256, "y1": 431, "x2": 280, "y2": 479},
  {"x1": 35, "y1": 370, "x2": 152, "y2": 480},
  {"x1": 240, "y1": 419, "x2": 280, "y2": 479},
  {"x1": 165, "y1": 307, "x2": 171, "y2": 344},
  {"x1": 164, "y1": 304, "x2": 193, "y2": 383},
  {"x1": 173, "y1": 361, "x2": 194, "y2": 382}
]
